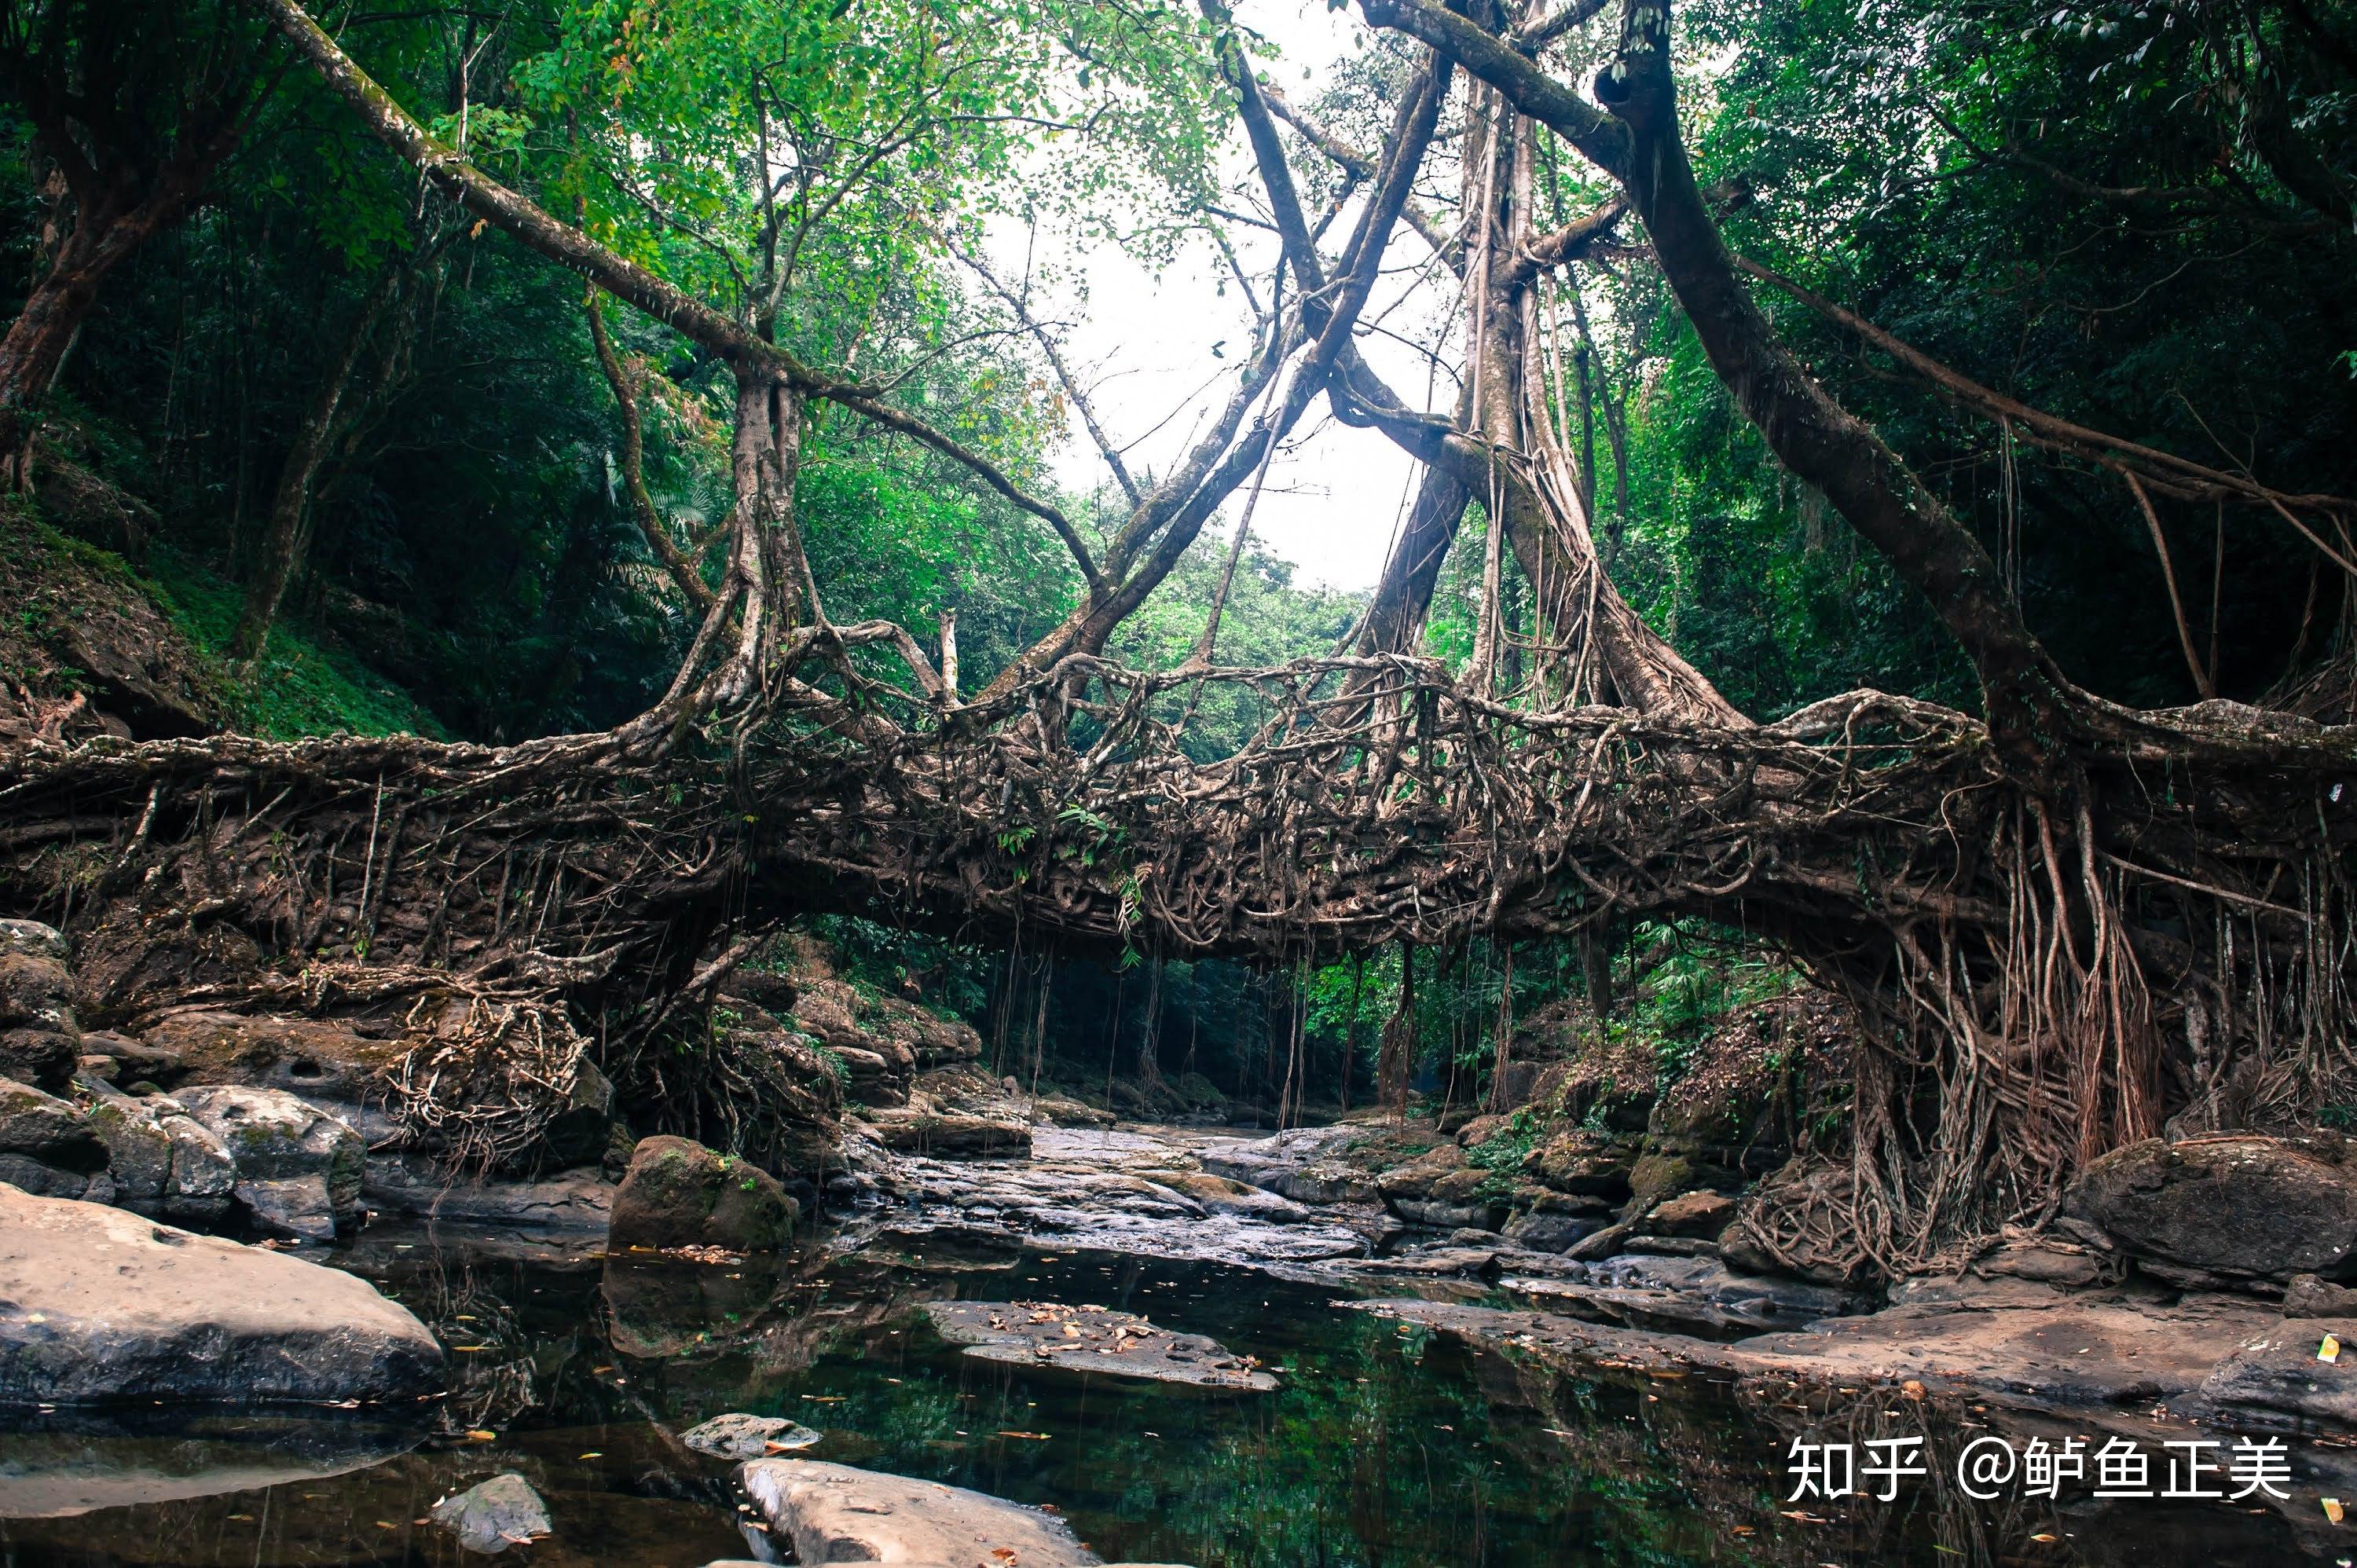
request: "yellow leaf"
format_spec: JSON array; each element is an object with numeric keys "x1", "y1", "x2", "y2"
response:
[
  {"x1": 464, "y1": 1429, "x2": 497, "y2": 1442},
  {"x1": 2326, "y1": 1497, "x2": 2346, "y2": 1524},
  {"x1": 2324, "y1": 1334, "x2": 2342, "y2": 1364}
]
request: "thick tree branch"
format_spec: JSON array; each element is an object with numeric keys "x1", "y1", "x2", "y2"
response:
[
  {"x1": 587, "y1": 288, "x2": 717, "y2": 611},
  {"x1": 245, "y1": 0, "x2": 1106, "y2": 602},
  {"x1": 1362, "y1": 0, "x2": 2069, "y2": 749}
]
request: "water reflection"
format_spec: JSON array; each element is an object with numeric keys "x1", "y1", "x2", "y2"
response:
[{"x1": 0, "y1": 1221, "x2": 2341, "y2": 1566}]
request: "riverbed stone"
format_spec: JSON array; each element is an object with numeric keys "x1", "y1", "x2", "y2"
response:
[
  {"x1": 2065, "y1": 1134, "x2": 2357, "y2": 1281},
  {"x1": 927, "y1": 1299, "x2": 1277, "y2": 1390},
  {"x1": 739, "y1": 1459, "x2": 1102, "y2": 1566},
  {"x1": 1501, "y1": 1209, "x2": 1604, "y2": 1252},
  {"x1": 170, "y1": 1084, "x2": 364, "y2": 1233},
  {"x1": 0, "y1": 1078, "x2": 103, "y2": 1169},
  {"x1": 0, "y1": 1182, "x2": 443, "y2": 1404},
  {"x1": 430, "y1": 1472, "x2": 552, "y2": 1553},
  {"x1": 682, "y1": 1412, "x2": 823, "y2": 1458},
  {"x1": 2189, "y1": 1317, "x2": 2357, "y2": 1431},
  {"x1": 610, "y1": 1135, "x2": 797, "y2": 1253}
]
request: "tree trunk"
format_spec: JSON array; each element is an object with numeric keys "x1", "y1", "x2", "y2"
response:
[{"x1": 232, "y1": 267, "x2": 401, "y2": 659}]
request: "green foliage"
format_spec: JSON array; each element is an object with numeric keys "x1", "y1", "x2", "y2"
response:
[{"x1": 145, "y1": 550, "x2": 447, "y2": 740}]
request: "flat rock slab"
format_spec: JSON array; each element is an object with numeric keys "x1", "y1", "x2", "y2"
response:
[
  {"x1": 681, "y1": 1412, "x2": 824, "y2": 1458},
  {"x1": 740, "y1": 1457, "x2": 1101, "y2": 1566},
  {"x1": 1347, "y1": 1286, "x2": 2357, "y2": 1431},
  {"x1": 926, "y1": 1300, "x2": 1275, "y2": 1390},
  {"x1": 0, "y1": 1182, "x2": 443, "y2": 1406}
]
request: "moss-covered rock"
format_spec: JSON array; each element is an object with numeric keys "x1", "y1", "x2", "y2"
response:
[{"x1": 609, "y1": 1134, "x2": 798, "y2": 1253}]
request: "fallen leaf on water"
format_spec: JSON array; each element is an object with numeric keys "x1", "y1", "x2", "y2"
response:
[
  {"x1": 2326, "y1": 1335, "x2": 2344, "y2": 1364},
  {"x1": 2326, "y1": 1497, "x2": 2347, "y2": 1524},
  {"x1": 995, "y1": 1431, "x2": 1050, "y2": 1440},
  {"x1": 2030, "y1": 1533, "x2": 2058, "y2": 1543},
  {"x1": 1779, "y1": 1510, "x2": 1828, "y2": 1524},
  {"x1": 464, "y1": 1430, "x2": 497, "y2": 1442},
  {"x1": 578, "y1": 1452, "x2": 602, "y2": 1460}
]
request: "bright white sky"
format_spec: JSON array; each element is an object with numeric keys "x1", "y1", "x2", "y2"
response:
[{"x1": 984, "y1": 1, "x2": 1453, "y2": 595}]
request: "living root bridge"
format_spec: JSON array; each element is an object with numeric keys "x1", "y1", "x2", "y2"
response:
[{"x1": 5, "y1": 655, "x2": 2355, "y2": 1269}]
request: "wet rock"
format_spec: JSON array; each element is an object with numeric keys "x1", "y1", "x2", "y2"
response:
[
  {"x1": 0, "y1": 1183, "x2": 443, "y2": 1405},
  {"x1": 1158, "y1": 1170, "x2": 1316, "y2": 1223},
  {"x1": 2189, "y1": 1317, "x2": 2357, "y2": 1431},
  {"x1": 235, "y1": 1175, "x2": 339, "y2": 1242},
  {"x1": 886, "y1": 1130, "x2": 1369, "y2": 1269},
  {"x1": 0, "y1": 1078, "x2": 104, "y2": 1170},
  {"x1": 1501, "y1": 1209, "x2": 1605, "y2": 1253},
  {"x1": 610, "y1": 1135, "x2": 798, "y2": 1253},
  {"x1": 681, "y1": 1412, "x2": 823, "y2": 1459},
  {"x1": 739, "y1": 1458, "x2": 1102, "y2": 1566},
  {"x1": 172, "y1": 1085, "x2": 365, "y2": 1236},
  {"x1": 430, "y1": 1472, "x2": 552, "y2": 1553},
  {"x1": 1644, "y1": 1189, "x2": 1736, "y2": 1240},
  {"x1": 928, "y1": 1299, "x2": 1277, "y2": 1390},
  {"x1": 1501, "y1": 1251, "x2": 1860, "y2": 1336},
  {"x1": 2066, "y1": 1135, "x2": 2357, "y2": 1282},
  {"x1": 138, "y1": 1010, "x2": 403, "y2": 1102},
  {"x1": 1354, "y1": 1244, "x2": 1502, "y2": 1280},
  {"x1": 1200, "y1": 1125, "x2": 1380, "y2": 1205}
]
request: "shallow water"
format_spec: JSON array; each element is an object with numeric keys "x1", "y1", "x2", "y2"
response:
[{"x1": 0, "y1": 1218, "x2": 2338, "y2": 1566}]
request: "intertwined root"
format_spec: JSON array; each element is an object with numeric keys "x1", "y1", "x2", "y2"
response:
[{"x1": 4, "y1": 654, "x2": 2352, "y2": 1264}]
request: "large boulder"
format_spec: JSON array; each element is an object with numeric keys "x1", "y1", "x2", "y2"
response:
[
  {"x1": 609, "y1": 1136, "x2": 798, "y2": 1253},
  {"x1": 2065, "y1": 1135, "x2": 2357, "y2": 1282},
  {"x1": 170, "y1": 1085, "x2": 365, "y2": 1241},
  {"x1": 79, "y1": 1089, "x2": 236, "y2": 1221},
  {"x1": 137, "y1": 1009, "x2": 405, "y2": 1102},
  {"x1": 0, "y1": 1183, "x2": 443, "y2": 1404}
]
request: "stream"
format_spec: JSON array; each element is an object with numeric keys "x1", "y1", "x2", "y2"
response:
[{"x1": 0, "y1": 1129, "x2": 2334, "y2": 1567}]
